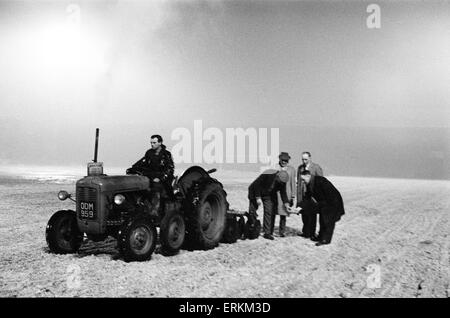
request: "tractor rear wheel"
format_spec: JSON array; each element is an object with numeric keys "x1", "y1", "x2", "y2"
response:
[
  {"x1": 186, "y1": 182, "x2": 227, "y2": 249},
  {"x1": 46, "y1": 210, "x2": 83, "y2": 254},
  {"x1": 160, "y1": 210, "x2": 185, "y2": 255},
  {"x1": 118, "y1": 216, "x2": 157, "y2": 262}
]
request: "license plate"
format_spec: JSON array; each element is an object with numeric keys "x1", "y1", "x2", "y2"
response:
[{"x1": 79, "y1": 201, "x2": 96, "y2": 219}]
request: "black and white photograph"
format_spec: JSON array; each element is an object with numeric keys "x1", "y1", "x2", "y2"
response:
[{"x1": 0, "y1": 0, "x2": 449, "y2": 301}]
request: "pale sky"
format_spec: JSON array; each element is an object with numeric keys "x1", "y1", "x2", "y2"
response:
[{"x1": 0, "y1": 0, "x2": 449, "y2": 179}]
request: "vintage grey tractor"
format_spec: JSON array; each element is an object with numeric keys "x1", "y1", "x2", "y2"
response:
[{"x1": 45, "y1": 129, "x2": 260, "y2": 262}]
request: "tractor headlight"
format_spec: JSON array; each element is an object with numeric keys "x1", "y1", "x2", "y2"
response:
[
  {"x1": 114, "y1": 194, "x2": 125, "y2": 205},
  {"x1": 57, "y1": 190, "x2": 70, "y2": 201}
]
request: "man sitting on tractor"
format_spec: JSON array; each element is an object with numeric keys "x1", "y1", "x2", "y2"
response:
[{"x1": 127, "y1": 134, "x2": 175, "y2": 215}]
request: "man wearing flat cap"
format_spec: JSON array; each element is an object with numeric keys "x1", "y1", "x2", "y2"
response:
[
  {"x1": 276, "y1": 152, "x2": 296, "y2": 237},
  {"x1": 248, "y1": 169, "x2": 291, "y2": 240}
]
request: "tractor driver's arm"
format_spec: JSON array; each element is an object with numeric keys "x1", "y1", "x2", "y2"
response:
[
  {"x1": 160, "y1": 150, "x2": 175, "y2": 183},
  {"x1": 126, "y1": 156, "x2": 146, "y2": 174},
  {"x1": 133, "y1": 156, "x2": 146, "y2": 168}
]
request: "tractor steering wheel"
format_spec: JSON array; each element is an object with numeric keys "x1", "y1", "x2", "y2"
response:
[{"x1": 126, "y1": 168, "x2": 144, "y2": 176}]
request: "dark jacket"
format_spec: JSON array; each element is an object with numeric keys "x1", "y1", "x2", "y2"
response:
[
  {"x1": 301, "y1": 176, "x2": 345, "y2": 220},
  {"x1": 248, "y1": 170, "x2": 289, "y2": 204},
  {"x1": 131, "y1": 145, "x2": 175, "y2": 183},
  {"x1": 296, "y1": 162, "x2": 323, "y2": 207}
]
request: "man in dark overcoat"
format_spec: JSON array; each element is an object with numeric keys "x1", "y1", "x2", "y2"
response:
[{"x1": 298, "y1": 170, "x2": 345, "y2": 246}]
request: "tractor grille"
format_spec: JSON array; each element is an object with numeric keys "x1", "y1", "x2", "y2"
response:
[{"x1": 77, "y1": 187, "x2": 97, "y2": 201}]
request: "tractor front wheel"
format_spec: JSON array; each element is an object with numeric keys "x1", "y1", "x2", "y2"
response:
[
  {"x1": 118, "y1": 216, "x2": 157, "y2": 262},
  {"x1": 46, "y1": 210, "x2": 83, "y2": 254}
]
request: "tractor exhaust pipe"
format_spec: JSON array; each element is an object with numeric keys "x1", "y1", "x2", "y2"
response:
[
  {"x1": 87, "y1": 128, "x2": 103, "y2": 176},
  {"x1": 93, "y1": 128, "x2": 99, "y2": 163}
]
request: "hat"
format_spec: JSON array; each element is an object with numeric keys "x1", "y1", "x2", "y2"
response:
[
  {"x1": 277, "y1": 170, "x2": 289, "y2": 183},
  {"x1": 279, "y1": 152, "x2": 291, "y2": 161}
]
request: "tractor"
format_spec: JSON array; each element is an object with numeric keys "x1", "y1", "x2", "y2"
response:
[{"x1": 45, "y1": 129, "x2": 260, "y2": 261}]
